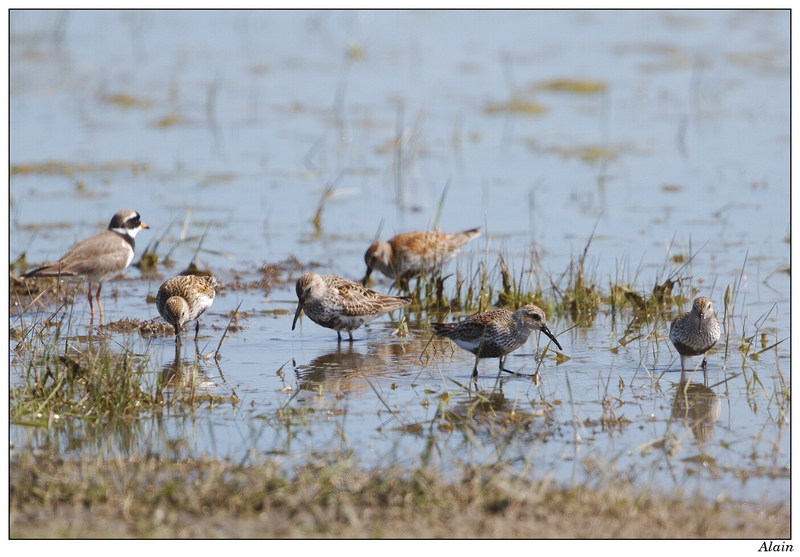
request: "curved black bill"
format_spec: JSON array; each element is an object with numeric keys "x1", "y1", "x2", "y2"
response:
[
  {"x1": 541, "y1": 324, "x2": 562, "y2": 351},
  {"x1": 292, "y1": 301, "x2": 304, "y2": 331}
]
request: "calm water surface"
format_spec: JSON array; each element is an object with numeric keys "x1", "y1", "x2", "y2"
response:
[{"x1": 9, "y1": 10, "x2": 790, "y2": 505}]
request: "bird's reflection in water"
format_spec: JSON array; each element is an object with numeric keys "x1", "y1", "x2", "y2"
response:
[
  {"x1": 160, "y1": 342, "x2": 217, "y2": 394},
  {"x1": 294, "y1": 343, "x2": 390, "y2": 394},
  {"x1": 442, "y1": 386, "x2": 510, "y2": 423},
  {"x1": 671, "y1": 380, "x2": 720, "y2": 443}
]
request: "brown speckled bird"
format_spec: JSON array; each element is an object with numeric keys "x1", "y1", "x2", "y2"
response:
[
  {"x1": 432, "y1": 304, "x2": 562, "y2": 378},
  {"x1": 362, "y1": 227, "x2": 481, "y2": 287},
  {"x1": 156, "y1": 275, "x2": 219, "y2": 343},
  {"x1": 24, "y1": 209, "x2": 149, "y2": 319},
  {"x1": 669, "y1": 296, "x2": 720, "y2": 372},
  {"x1": 292, "y1": 272, "x2": 411, "y2": 341}
]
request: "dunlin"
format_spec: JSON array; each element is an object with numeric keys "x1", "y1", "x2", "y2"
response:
[
  {"x1": 362, "y1": 227, "x2": 481, "y2": 287},
  {"x1": 24, "y1": 209, "x2": 149, "y2": 319},
  {"x1": 432, "y1": 304, "x2": 562, "y2": 378},
  {"x1": 156, "y1": 275, "x2": 218, "y2": 343},
  {"x1": 292, "y1": 272, "x2": 411, "y2": 341},
  {"x1": 669, "y1": 296, "x2": 720, "y2": 372}
]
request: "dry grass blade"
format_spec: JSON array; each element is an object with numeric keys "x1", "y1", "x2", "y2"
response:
[
  {"x1": 191, "y1": 220, "x2": 214, "y2": 267},
  {"x1": 311, "y1": 172, "x2": 344, "y2": 233},
  {"x1": 277, "y1": 363, "x2": 330, "y2": 416},
  {"x1": 365, "y1": 377, "x2": 413, "y2": 429},
  {"x1": 750, "y1": 337, "x2": 788, "y2": 357},
  {"x1": 213, "y1": 300, "x2": 243, "y2": 361},
  {"x1": 432, "y1": 178, "x2": 451, "y2": 232},
  {"x1": 18, "y1": 283, "x2": 54, "y2": 315}
]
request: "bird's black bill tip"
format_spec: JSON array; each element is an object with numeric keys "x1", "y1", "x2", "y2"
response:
[
  {"x1": 292, "y1": 303, "x2": 303, "y2": 331},
  {"x1": 542, "y1": 326, "x2": 563, "y2": 351}
]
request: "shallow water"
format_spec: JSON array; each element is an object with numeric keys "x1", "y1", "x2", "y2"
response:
[{"x1": 9, "y1": 10, "x2": 790, "y2": 506}]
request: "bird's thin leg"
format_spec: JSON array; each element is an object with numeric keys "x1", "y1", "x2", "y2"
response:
[
  {"x1": 498, "y1": 355, "x2": 518, "y2": 375},
  {"x1": 337, "y1": 331, "x2": 342, "y2": 342},
  {"x1": 348, "y1": 331, "x2": 354, "y2": 342},
  {"x1": 87, "y1": 284, "x2": 95, "y2": 319},
  {"x1": 95, "y1": 283, "x2": 104, "y2": 318},
  {"x1": 499, "y1": 356, "x2": 537, "y2": 379},
  {"x1": 472, "y1": 329, "x2": 487, "y2": 379},
  {"x1": 194, "y1": 320, "x2": 200, "y2": 341}
]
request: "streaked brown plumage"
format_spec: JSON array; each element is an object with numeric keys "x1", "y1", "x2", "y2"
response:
[
  {"x1": 23, "y1": 209, "x2": 149, "y2": 318},
  {"x1": 362, "y1": 227, "x2": 481, "y2": 286},
  {"x1": 669, "y1": 296, "x2": 720, "y2": 372},
  {"x1": 432, "y1": 304, "x2": 562, "y2": 378},
  {"x1": 156, "y1": 275, "x2": 219, "y2": 343},
  {"x1": 292, "y1": 272, "x2": 411, "y2": 341}
]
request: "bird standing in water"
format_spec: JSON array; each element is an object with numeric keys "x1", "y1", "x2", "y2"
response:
[
  {"x1": 432, "y1": 304, "x2": 562, "y2": 379},
  {"x1": 669, "y1": 296, "x2": 720, "y2": 372},
  {"x1": 156, "y1": 275, "x2": 219, "y2": 344}
]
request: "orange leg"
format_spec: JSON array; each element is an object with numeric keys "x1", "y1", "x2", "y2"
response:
[{"x1": 95, "y1": 283, "x2": 104, "y2": 317}]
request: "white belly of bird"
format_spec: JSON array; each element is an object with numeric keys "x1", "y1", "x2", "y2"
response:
[
  {"x1": 189, "y1": 295, "x2": 215, "y2": 320},
  {"x1": 453, "y1": 338, "x2": 483, "y2": 354}
]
